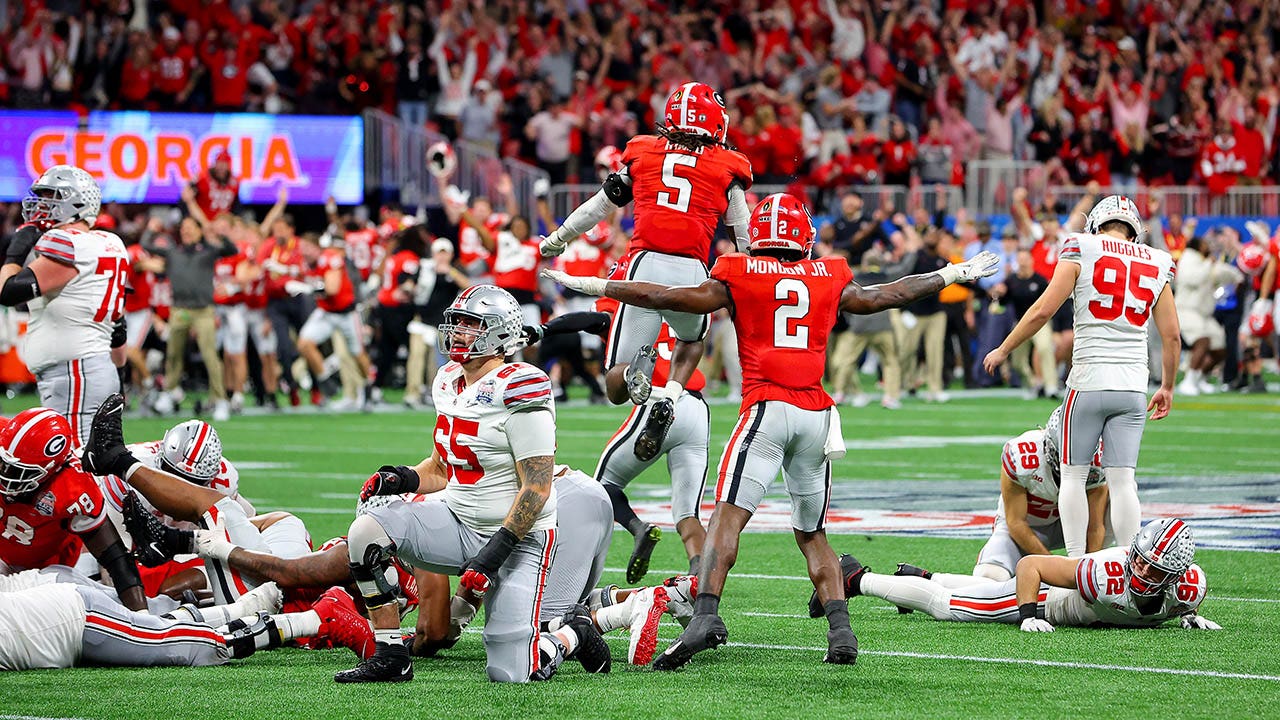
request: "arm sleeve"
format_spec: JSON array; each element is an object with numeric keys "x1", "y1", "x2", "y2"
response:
[
  {"x1": 552, "y1": 189, "x2": 621, "y2": 242},
  {"x1": 724, "y1": 184, "x2": 751, "y2": 250},
  {"x1": 0, "y1": 266, "x2": 41, "y2": 306},
  {"x1": 543, "y1": 311, "x2": 611, "y2": 336},
  {"x1": 504, "y1": 407, "x2": 557, "y2": 462}
]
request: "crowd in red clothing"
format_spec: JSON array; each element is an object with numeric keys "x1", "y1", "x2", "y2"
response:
[{"x1": 4, "y1": 1, "x2": 1280, "y2": 200}]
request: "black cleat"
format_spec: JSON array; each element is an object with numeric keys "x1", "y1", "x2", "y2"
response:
[
  {"x1": 633, "y1": 398, "x2": 674, "y2": 462},
  {"x1": 561, "y1": 604, "x2": 611, "y2": 673},
  {"x1": 81, "y1": 393, "x2": 140, "y2": 478},
  {"x1": 807, "y1": 554, "x2": 868, "y2": 618},
  {"x1": 894, "y1": 562, "x2": 932, "y2": 579},
  {"x1": 123, "y1": 491, "x2": 192, "y2": 567},
  {"x1": 652, "y1": 613, "x2": 727, "y2": 671},
  {"x1": 624, "y1": 345, "x2": 658, "y2": 404},
  {"x1": 626, "y1": 523, "x2": 662, "y2": 584},
  {"x1": 334, "y1": 642, "x2": 414, "y2": 683},
  {"x1": 823, "y1": 626, "x2": 858, "y2": 665}
]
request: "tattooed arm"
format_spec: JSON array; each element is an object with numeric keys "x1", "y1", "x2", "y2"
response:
[{"x1": 502, "y1": 453, "x2": 554, "y2": 539}]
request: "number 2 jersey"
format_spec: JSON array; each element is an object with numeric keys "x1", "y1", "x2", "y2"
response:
[
  {"x1": 623, "y1": 134, "x2": 752, "y2": 261},
  {"x1": 0, "y1": 459, "x2": 107, "y2": 572},
  {"x1": 431, "y1": 361, "x2": 557, "y2": 535},
  {"x1": 1046, "y1": 546, "x2": 1206, "y2": 627},
  {"x1": 23, "y1": 227, "x2": 130, "y2": 373},
  {"x1": 710, "y1": 253, "x2": 852, "y2": 412},
  {"x1": 1060, "y1": 233, "x2": 1174, "y2": 392},
  {"x1": 999, "y1": 430, "x2": 1105, "y2": 528}
]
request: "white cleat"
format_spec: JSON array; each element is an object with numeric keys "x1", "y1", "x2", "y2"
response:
[
  {"x1": 152, "y1": 391, "x2": 176, "y2": 416},
  {"x1": 1176, "y1": 378, "x2": 1200, "y2": 397},
  {"x1": 212, "y1": 400, "x2": 230, "y2": 423},
  {"x1": 850, "y1": 393, "x2": 870, "y2": 408},
  {"x1": 240, "y1": 581, "x2": 284, "y2": 615},
  {"x1": 627, "y1": 586, "x2": 669, "y2": 665},
  {"x1": 662, "y1": 575, "x2": 698, "y2": 628}
]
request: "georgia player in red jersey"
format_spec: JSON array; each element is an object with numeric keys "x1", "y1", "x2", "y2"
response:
[
  {"x1": 296, "y1": 235, "x2": 373, "y2": 407},
  {"x1": 0, "y1": 408, "x2": 145, "y2": 611},
  {"x1": 545, "y1": 193, "x2": 998, "y2": 670},
  {"x1": 183, "y1": 150, "x2": 241, "y2": 226},
  {"x1": 540, "y1": 82, "x2": 754, "y2": 465}
]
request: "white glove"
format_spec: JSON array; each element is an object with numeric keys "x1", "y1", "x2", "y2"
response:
[
  {"x1": 448, "y1": 595, "x2": 478, "y2": 643},
  {"x1": 533, "y1": 177, "x2": 551, "y2": 199},
  {"x1": 1020, "y1": 617, "x2": 1055, "y2": 633},
  {"x1": 1251, "y1": 298, "x2": 1274, "y2": 317},
  {"x1": 541, "y1": 268, "x2": 608, "y2": 296},
  {"x1": 539, "y1": 232, "x2": 568, "y2": 258},
  {"x1": 284, "y1": 280, "x2": 314, "y2": 296},
  {"x1": 1180, "y1": 614, "x2": 1222, "y2": 630},
  {"x1": 938, "y1": 251, "x2": 1001, "y2": 284},
  {"x1": 194, "y1": 529, "x2": 235, "y2": 562}
]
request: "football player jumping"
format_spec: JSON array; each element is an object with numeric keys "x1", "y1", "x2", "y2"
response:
[
  {"x1": 1, "y1": 165, "x2": 129, "y2": 443},
  {"x1": 540, "y1": 82, "x2": 753, "y2": 464},
  {"x1": 840, "y1": 517, "x2": 1221, "y2": 631},
  {"x1": 545, "y1": 193, "x2": 999, "y2": 669},
  {"x1": 984, "y1": 196, "x2": 1179, "y2": 555}
]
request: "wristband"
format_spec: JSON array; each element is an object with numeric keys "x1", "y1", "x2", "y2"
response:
[{"x1": 1018, "y1": 602, "x2": 1038, "y2": 621}]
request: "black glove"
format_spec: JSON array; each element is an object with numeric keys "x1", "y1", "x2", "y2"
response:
[
  {"x1": 110, "y1": 317, "x2": 128, "y2": 349},
  {"x1": 521, "y1": 324, "x2": 545, "y2": 346},
  {"x1": 359, "y1": 464, "x2": 419, "y2": 502},
  {"x1": 459, "y1": 527, "x2": 520, "y2": 597},
  {"x1": 5, "y1": 224, "x2": 43, "y2": 266}
]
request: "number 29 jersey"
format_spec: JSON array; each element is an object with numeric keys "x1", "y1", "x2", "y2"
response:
[
  {"x1": 1046, "y1": 546, "x2": 1207, "y2": 627},
  {"x1": 1059, "y1": 233, "x2": 1174, "y2": 392},
  {"x1": 623, "y1": 134, "x2": 752, "y2": 261},
  {"x1": 22, "y1": 227, "x2": 130, "y2": 373},
  {"x1": 999, "y1": 430, "x2": 1105, "y2": 528},
  {"x1": 431, "y1": 361, "x2": 558, "y2": 535},
  {"x1": 710, "y1": 253, "x2": 852, "y2": 412}
]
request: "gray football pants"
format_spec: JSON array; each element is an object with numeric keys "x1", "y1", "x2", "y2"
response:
[
  {"x1": 78, "y1": 584, "x2": 229, "y2": 667},
  {"x1": 540, "y1": 473, "x2": 613, "y2": 620},
  {"x1": 36, "y1": 353, "x2": 120, "y2": 445},
  {"x1": 596, "y1": 391, "x2": 710, "y2": 523},
  {"x1": 1058, "y1": 389, "x2": 1147, "y2": 467}
]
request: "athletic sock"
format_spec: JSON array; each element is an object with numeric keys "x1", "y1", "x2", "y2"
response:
[
  {"x1": 551, "y1": 626, "x2": 579, "y2": 656},
  {"x1": 693, "y1": 592, "x2": 720, "y2": 617},
  {"x1": 274, "y1": 610, "x2": 322, "y2": 641},
  {"x1": 823, "y1": 600, "x2": 851, "y2": 631},
  {"x1": 603, "y1": 484, "x2": 644, "y2": 531},
  {"x1": 593, "y1": 594, "x2": 636, "y2": 633},
  {"x1": 375, "y1": 628, "x2": 402, "y2": 645},
  {"x1": 1059, "y1": 464, "x2": 1091, "y2": 556},
  {"x1": 197, "y1": 597, "x2": 261, "y2": 627},
  {"x1": 1107, "y1": 466, "x2": 1141, "y2": 546}
]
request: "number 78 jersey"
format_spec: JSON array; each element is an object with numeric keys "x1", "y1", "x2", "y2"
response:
[
  {"x1": 710, "y1": 253, "x2": 852, "y2": 412},
  {"x1": 23, "y1": 227, "x2": 130, "y2": 374},
  {"x1": 1060, "y1": 233, "x2": 1174, "y2": 392}
]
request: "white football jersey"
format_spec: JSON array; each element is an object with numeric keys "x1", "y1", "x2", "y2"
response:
[
  {"x1": 998, "y1": 430, "x2": 1105, "y2": 528},
  {"x1": 22, "y1": 227, "x2": 130, "y2": 373},
  {"x1": 98, "y1": 442, "x2": 250, "y2": 531},
  {"x1": 0, "y1": 577, "x2": 85, "y2": 670},
  {"x1": 1046, "y1": 547, "x2": 1206, "y2": 627},
  {"x1": 432, "y1": 361, "x2": 557, "y2": 535},
  {"x1": 1059, "y1": 233, "x2": 1175, "y2": 392}
]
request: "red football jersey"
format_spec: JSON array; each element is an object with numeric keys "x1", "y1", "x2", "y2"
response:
[
  {"x1": 494, "y1": 231, "x2": 541, "y2": 294},
  {"x1": 313, "y1": 247, "x2": 357, "y2": 312},
  {"x1": 378, "y1": 250, "x2": 421, "y2": 307},
  {"x1": 124, "y1": 244, "x2": 154, "y2": 313},
  {"x1": 193, "y1": 172, "x2": 241, "y2": 220},
  {"x1": 710, "y1": 253, "x2": 852, "y2": 412},
  {"x1": 0, "y1": 460, "x2": 107, "y2": 571},
  {"x1": 257, "y1": 238, "x2": 305, "y2": 300},
  {"x1": 153, "y1": 43, "x2": 196, "y2": 95},
  {"x1": 344, "y1": 227, "x2": 383, "y2": 281},
  {"x1": 623, "y1": 134, "x2": 752, "y2": 261},
  {"x1": 213, "y1": 248, "x2": 246, "y2": 305}
]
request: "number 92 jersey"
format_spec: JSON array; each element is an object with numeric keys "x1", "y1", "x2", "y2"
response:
[
  {"x1": 1060, "y1": 233, "x2": 1174, "y2": 392},
  {"x1": 0, "y1": 459, "x2": 106, "y2": 572},
  {"x1": 1047, "y1": 546, "x2": 1207, "y2": 627},
  {"x1": 23, "y1": 227, "x2": 130, "y2": 373},
  {"x1": 431, "y1": 361, "x2": 558, "y2": 535},
  {"x1": 999, "y1": 430, "x2": 1105, "y2": 528}
]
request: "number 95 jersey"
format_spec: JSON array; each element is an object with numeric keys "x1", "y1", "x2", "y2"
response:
[
  {"x1": 1047, "y1": 546, "x2": 1207, "y2": 627},
  {"x1": 22, "y1": 227, "x2": 130, "y2": 373},
  {"x1": 431, "y1": 361, "x2": 558, "y2": 536}
]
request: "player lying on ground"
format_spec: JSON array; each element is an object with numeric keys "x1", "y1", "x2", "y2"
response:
[
  {"x1": 984, "y1": 195, "x2": 1180, "y2": 555},
  {"x1": 545, "y1": 193, "x2": 1000, "y2": 670},
  {"x1": 0, "y1": 408, "x2": 145, "y2": 611},
  {"x1": 836, "y1": 517, "x2": 1219, "y2": 631},
  {"x1": 524, "y1": 303, "x2": 710, "y2": 582},
  {"x1": 541, "y1": 82, "x2": 752, "y2": 468}
]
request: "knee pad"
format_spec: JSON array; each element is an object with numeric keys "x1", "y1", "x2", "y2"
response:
[
  {"x1": 347, "y1": 515, "x2": 398, "y2": 610},
  {"x1": 973, "y1": 564, "x2": 1012, "y2": 582}
]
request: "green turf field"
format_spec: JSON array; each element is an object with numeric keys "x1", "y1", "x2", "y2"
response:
[{"x1": 3, "y1": 391, "x2": 1278, "y2": 719}]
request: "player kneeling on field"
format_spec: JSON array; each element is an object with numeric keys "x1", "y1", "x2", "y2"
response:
[{"x1": 831, "y1": 518, "x2": 1219, "y2": 631}]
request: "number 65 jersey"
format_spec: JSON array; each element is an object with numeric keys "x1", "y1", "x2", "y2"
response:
[
  {"x1": 431, "y1": 361, "x2": 558, "y2": 536},
  {"x1": 1046, "y1": 546, "x2": 1207, "y2": 627},
  {"x1": 1059, "y1": 233, "x2": 1174, "y2": 393},
  {"x1": 22, "y1": 226, "x2": 130, "y2": 374}
]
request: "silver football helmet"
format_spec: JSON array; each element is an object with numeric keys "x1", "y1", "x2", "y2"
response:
[
  {"x1": 159, "y1": 420, "x2": 223, "y2": 485},
  {"x1": 1127, "y1": 517, "x2": 1195, "y2": 597},
  {"x1": 21, "y1": 165, "x2": 102, "y2": 228},
  {"x1": 439, "y1": 285, "x2": 525, "y2": 362},
  {"x1": 1084, "y1": 194, "x2": 1145, "y2": 242}
]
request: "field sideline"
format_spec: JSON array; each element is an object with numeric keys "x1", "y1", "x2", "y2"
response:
[{"x1": 2, "y1": 391, "x2": 1278, "y2": 718}]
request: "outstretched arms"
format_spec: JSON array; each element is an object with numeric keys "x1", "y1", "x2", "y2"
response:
[{"x1": 542, "y1": 268, "x2": 731, "y2": 315}]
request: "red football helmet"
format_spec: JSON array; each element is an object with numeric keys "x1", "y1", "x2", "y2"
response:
[
  {"x1": 1247, "y1": 303, "x2": 1275, "y2": 337},
  {"x1": 747, "y1": 193, "x2": 815, "y2": 256},
  {"x1": 663, "y1": 82, "x2": 729, "y2": 143},
  {"x1": 0, "y1": 408, "x2": 74, "y2": 499},
  {"x1": 595, "y1": 146, "x2": 624, "y2": 180},
  {"x1": 1238, "y1": 242, "x2": 1268, "y2": 276}
]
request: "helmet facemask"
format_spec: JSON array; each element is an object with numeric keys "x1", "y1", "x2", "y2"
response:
[
  {"x1": 1126, "y1": 519, "x2": 1195, "y2": 598},
  {"x1": 0, "y1": 446, "x2": 49, "y2": 500},
  {"x1": 440, "y1": 310, "x2": 515, "y2": 363}
]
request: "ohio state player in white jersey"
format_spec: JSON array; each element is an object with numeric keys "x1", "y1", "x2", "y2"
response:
[
  {"x1": 984, "y1": 195, "x2": 1179, "y2": 557},
  {"x1": 1, "y1": 166, "x2": 129, "y2": 443}
]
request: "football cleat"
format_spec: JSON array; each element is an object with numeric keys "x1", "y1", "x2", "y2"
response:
[
  {"x1": 651, "y1": 613, "x2": 727, "y2": 671},
  {"x1": 633, "y1": 397, "x2": 674, "y2": 462},
  {"x1": 334, "y1": 642, "x2": 414, "y2": 683},
  {"x1": 894, "y1": 562, "x2": 932, "y2": 579},
  {"x1": 662, "y1": 575, "x2": 698, "y2": 628},
  {"x1": 314, "y1": 587, "x2": 376, "y2": 659},
  {"x1": 81, "y1": 393, "x2": 139, "y2": 478},
  {"x1": 626, "y1": 523, "x2": 662, "y2": 584},
  {"x1": 823, "y1": 626, "x2": 858, "y2": 665},
  {"x1": 624, "y1": 345, "x2": 658, "y2": 404},
  {"x1": 807, "y1": 554, "x2": 867, "y2": 618},
  {"x1": 627, "y1": 586, "x2": 670, "y2": 665},
  {"x1": 560, "y1": 604, "x2": 611, "y2": 673},
  {"x1": 239, "y1": 581, "x2": 284, "y2": 616},
  {"x1": 123, "y1": 492, "x2": 192, "y2": 566}
]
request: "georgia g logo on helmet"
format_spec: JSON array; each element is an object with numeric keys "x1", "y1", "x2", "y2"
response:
[{"x1": 43, "y1": 435, "x2": 67, "y2": 458}]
